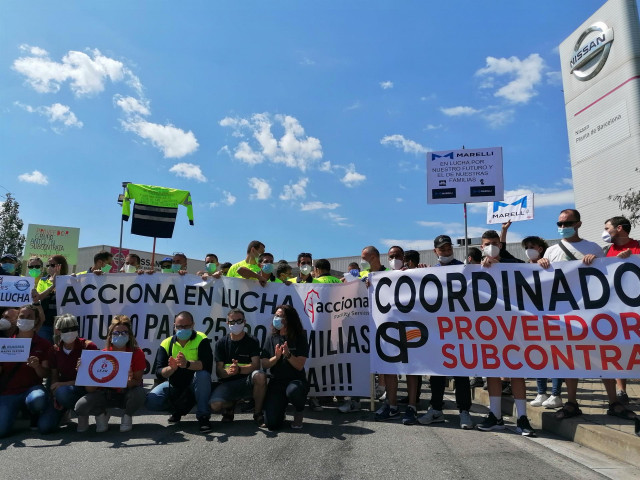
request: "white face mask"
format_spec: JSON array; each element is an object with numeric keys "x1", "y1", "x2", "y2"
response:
[
  {"x1": 389, "y1": 258, "x2": 403, "y2": 270},
  {"x1": 525, "y1": 248, "x2": 540, "y2": 260},
  {"x1": 483, "y1": 245, "x2": 500, "y2": 258},
  {"x1": 229, "y1": 323, "x2": 244, "y2": 335},
  {"x1": 124, "y1": 265, "x2": 137, "y2": 273},
  {"x1": 438, "y1": 255, "x2": 454, "y2": 264},
  {"x1": 17, "y1": 318, "x2": 35, "y2": 332},
  {"x1": 61, "y1": 331, "x2": 79, "y2": 344},
  {"x1": 601, "y1": 230, "x2": 613, "y2": 243},
  {"x1": 0, "y1": 318, "x2": 11, "y2": 331},
  {"x1": 300, "y1": 264, "x2": 312, "y2": 276},
  {"x1": 360, "y1": 260, "x2": 371, "y2": 271}
]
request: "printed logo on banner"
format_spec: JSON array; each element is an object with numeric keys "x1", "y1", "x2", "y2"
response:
[
  {"x1": 304, "y1": 289, "x2": 320, "y2": 323},
  {"x1": 431, "y1": 152, "x2": 454, "y2": 160},
  {"x1": 14, "y1": 279, "x2": 30, "y2": 292},
  {"x1": 88, "y1": 354, "x2": 120, "y2": 383},
  {"x1": 375, "y1": 321, "x2": 429, "y2": 363}
]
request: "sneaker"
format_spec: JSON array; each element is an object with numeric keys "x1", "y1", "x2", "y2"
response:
[
  {"x1": 168, "y1": 413, "x2": 182, "y2": 423},
  {"x1": 470, "y1": 377, "x2": 484, "y2": 388},
  {"x1": 530, "y1": 394, "x2": 548, "y2": 407},
  {"x1": 476, "y1": 412, "x2": 504, "y2": 431},
  {"x1": 516, "y1": 415, "x2": 536, "y2": 437},
  {"x1": 308, "y1": 397, "x2": 322, "y2": 412},
  {"x1": 375, "y1": 404, "x2": 400, "y2": 422},
  {"x1": 221, "y1": 408, "x2": 234, "y2": 423},
  {"x1": 402, "y1": 406, "x2": 418, "y2": 425},
  {"x1": 417, "y1": 408, "x2": 444, "y2": 425},
  {"x1": 541, "y1": 395, "x2": 562, "y2": 409},
  {"x1": 198, "y1": 417, "x2": 212, "y2": 432},
  {"x1": 120, "y1": 414, "x2": 133, "y2": 432},
  {"x1": 95, "y1": 413, "x2": 110, "y2": 433},
  {"x1": 617, "y1": 390, "x2": 630, "y2": 405},
  {"x1": 338, "y1": 399, "x2": 361, "y2": 413},
  {"x1": 292, "y1": 412, "x2": 304, "y2": 429},
  {"x1": 77, "y1": 415, "x2": 89, "y2": 433},
  {"x1": 459, "y1": 410, "x2": 473, "y2": 430}
]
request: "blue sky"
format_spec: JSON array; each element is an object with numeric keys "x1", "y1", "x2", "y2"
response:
[{"x1": 1, "y1": 1, "x2": 612, "y2": 264}]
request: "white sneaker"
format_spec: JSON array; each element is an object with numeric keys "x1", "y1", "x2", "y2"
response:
[
  {"x1": 338, "y1": 399, "x2": 361, "y2": 413},
  {"x1": 95, "y1": 413, "x2": 110, "y2": 433},
  {"x1": 120, "y1": 414, "x2": 133, "y2": 432},
  {"x1": 76, "y1": 416, "x2": 89, "y2": 433},
  {"x1": 417, "y1": 408, "x2": 444, "y2": 425},
  {"x1": 459, "y1": 410, "x2": 473, "y2": 430},
  {"x1": 530, "y1": 394, "x2": 548, "y2": 407},
  {"x1": 542, "y1": 395, "x2": 562, "y2": 409}
]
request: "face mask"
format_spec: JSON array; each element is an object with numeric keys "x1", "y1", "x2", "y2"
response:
[
  {"x1": 261, "y1": 263, "x2": 274, "y2": 275},
  {"x1": 483, "y1": 245, "x2": 500, "y2": 258},
  {"x1": 601, "y1": 231, "x2": 612, "y2": 243},
  {"x1": 206, "y1": 263, "x2": 217, "y2": 273},
  {"x1": 176, "y1": 328, "x2": 192, "y2": 341},
  {"x1": 61, "y1": 331, "x2": 78, "y2": 344},
  {"x1": 17, "y1": 318, "x2": 35, "y2": 332},
  {"x1": 300, "y1": 264, "x2": 312, "y2": 276},
  {"x1": 29, "y1": 268, "x2": 42, "y2": 278},
  {"x1": 124, "y1": 265, "x2": 137, "y2": 273},
  {"x1": 100, "y1": 264, "x2": 112, "y2": 274},
  {"x1": 272, "y1": 317, "x2": 283, "y2": 330},
  {"x1": 161, "y1": 267, "x2": 172, "y2": 273},
  {"x1": 558, "y1": 227, "x2": 575, "y2": 239},
  {"x1": 525, "y1": 249, "x2": 540, "y2": 260},
  {"x1": 0, "y1": 318, "x2": 11, "y2": 331},
  {"x1": 360, "y1": 260, "x2": 370, "y2": 271},
  {"x1": 111, "y1": 334, "x2": 129, "y2": 347},
  {"x1": 229, "y1": 323, "x2": 244, "y2": 335},
  {"x1": 2, "y1": 263, "x2": 15, "y2": 274},
  {"x1": 438, "y1": 255, "x2": 454, "y2": 264},
  {"x1": 171, "y1": 263, "x2": 181, "y2": 273},
  {"x1": 389, "y1": 258, "x2": 403, "y2": 270}
]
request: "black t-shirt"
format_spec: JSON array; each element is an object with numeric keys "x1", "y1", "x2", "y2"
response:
[
  {"x1": 214, "y1": 334, "x2": 261, "y2": 383},
  {"x1": 261, "y1": 332, "x2": 309, "y2": 382}
]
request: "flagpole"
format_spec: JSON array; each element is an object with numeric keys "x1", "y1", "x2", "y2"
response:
[{"x1": 117, "y1": 181, "x2": 131, "y2": 271}]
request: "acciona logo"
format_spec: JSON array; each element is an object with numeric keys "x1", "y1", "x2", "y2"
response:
[{"x1": 570, "y1": 21, "x2": 614, "y2": 81}]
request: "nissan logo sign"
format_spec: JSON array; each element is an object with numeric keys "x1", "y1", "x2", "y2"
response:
[{"x1": 570, "y1": 21, "x2": 614, "y2": 81}]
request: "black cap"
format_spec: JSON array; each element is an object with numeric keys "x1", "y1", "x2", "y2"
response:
[
  {"x1": 0, "y1": 253, "x2": 18, "y2": 262},
  {"x1": 433, "y1": 235, "x2": 452, "y2": 248}
]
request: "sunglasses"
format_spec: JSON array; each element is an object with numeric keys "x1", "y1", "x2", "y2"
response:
[
  {"x1": 46, "y1": 263, "x2": 57, "y2": 268},
  {"x1": 59, "y1": 326, "x2": 79, "y2": 333},
  {"x1": 228, "y1": 319, "x2": 244, "y2": 325},
  {"x1": 29, "y1": 265, "x2": 43, "y2": 269},
  {"x1": 557, "y1": 221, "x2": 577, "y2": 227},
  {"x1": 111, "y1": 331, "x2": 129, "y2": 337}
]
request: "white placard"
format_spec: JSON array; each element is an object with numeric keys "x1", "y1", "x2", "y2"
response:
[
  {"x1": 0, "y1": 276, "x2": 34, "y2": 307},
  {"x1": 76, "y1": 350, "x2": 133, "y2": 388},
  {"x1": 427, "y1": 146, "x2": 504, "y2": 204},
  {"x1": 0, "y1": 338, "x2": 32, "y2": 362},
  {"x1": 486, "y1": 193, "x2": 534, "y2": 224}
]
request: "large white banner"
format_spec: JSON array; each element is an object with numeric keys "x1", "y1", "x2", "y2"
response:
[
  {"x1": 56, "y1": 274, "x2": 371, "y2": 396},
  {"x1": 0, "y1": 275, "x2": 34, "y2": 307},
  {"x1": 370, "y1": 257, "x2": 640, "y2": 378}
]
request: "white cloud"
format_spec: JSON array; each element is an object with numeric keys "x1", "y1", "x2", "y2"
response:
[
  {"x1": 440, "y1": 106, "x2": 480, "y2": 116},
  {"x1": 345, "y1": 101, "x2": 361, "y2": 111},
  {"x1": 248, "y1": 177, "x2": 271, "y2": 200},
  {"x1": 340, "y1": 163, "x2": 366, "y2": 187},
  {"x1": 300, "y1": 201, "x2": 340, "y2": 211},
  {"x1": 220, "y1": 113, "x2": 323, "y2": 171},
  {"x1": 300, "y1": 57, "x2": 315, "y2": 66},
  {"x1": 485, "y1": 109, "x2": 515, "y2": 128},
  {"x1": 326, "y1": 212, "x2": 350, "y2": 227},
  {"x1": 122, "y1": 120, "x2": 198, "y2": 158},
  {"x1": 169, "y1": 163, "x2": 206, "y2": 182},
  {"x1": 319, "y1": 161, "x2": 333, "y2": 172},
  {"x1": 18, "y1": 170, "x2": 48, "y2": 185},
  {"x1": 546, "y1": 71, "x2": 562, "y2": 85},
  {"x1": 380, "y1": 81, "x2": 394, "y2": 90},
  {"x1": 15, "y1": 102, "x2": 83, "y2": 130},
  {"x1": 380, "y1": 134, "x2": 429, "y2": 155},
  {"x1": 280, "y1": 178, "x2": 309, "y2": 201},
  {"x1": 425, "y1": 124, "x2": 442, "y2": 130},
  {"x1": 210, "y1": 190, "x2": 236, "y2": 207},
  {"x1": 12, "y1": 47, "x2": 140, "y2": 96},
  {"x1": 396, "y1": 198, "x2": 404, "y2": 202},
  {"x1": 475, "y1": 53, "x2": 545, "y2": 104},
  {"x1": 114, "y1": 95, "x2": 150, "y2": 116},
  {"x1": 19, "y1": 44, "x2": 48, "y2": 56}
]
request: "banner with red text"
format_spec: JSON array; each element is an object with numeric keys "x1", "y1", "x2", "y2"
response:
[
  {"x1": 56, "y1": 274, "x2": 371, "y2": 395},
  {"x1": 370, "y1": 257, "x2": 640, "y2": 378}
]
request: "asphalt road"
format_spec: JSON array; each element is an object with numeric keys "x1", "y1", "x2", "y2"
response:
[{"x1": 0, "y1": 399, "x2": 623, "y2": 480}]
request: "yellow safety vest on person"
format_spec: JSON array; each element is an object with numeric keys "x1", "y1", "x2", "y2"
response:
[
  {"x1": 227, "y1": 260, "x2": 261, "y2": 279},
  {"x1": 315, "y1": 275, "x2": 342, "y2": 283},
  {"x1": 160, "y1": 331, "x2": 208, "y2": 362}
]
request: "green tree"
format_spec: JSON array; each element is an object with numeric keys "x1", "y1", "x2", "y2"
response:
[
  {"x1": 611, "y1": 169, "x2": 640, "y2": 226},
  {"x1": 0, "y1": 193, "x2": 26, "y2": 256}
]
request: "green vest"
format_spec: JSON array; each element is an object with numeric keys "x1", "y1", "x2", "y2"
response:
[{"x1": 161, "y1": 331, "x2": 208, "y2": 362}]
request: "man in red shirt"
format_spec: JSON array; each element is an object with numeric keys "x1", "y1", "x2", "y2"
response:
[{"x1": 603, "y1": 216, "x2": 640, "y2": 405}]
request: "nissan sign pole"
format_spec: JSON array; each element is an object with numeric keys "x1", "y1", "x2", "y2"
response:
[{"x1": 427, "y1": 147, "x2": 504, "y2": 258}]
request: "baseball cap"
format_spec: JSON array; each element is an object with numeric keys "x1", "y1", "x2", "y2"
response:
[
  {"x1": 0, "y1": 253, "x2": 18, "y2": 262},
  {"x1": 433, "y1": 235, "x2": 453, "y2": 248},
  {"x1": 160, "y1": 256, "x2": 173, "y2": 264}
]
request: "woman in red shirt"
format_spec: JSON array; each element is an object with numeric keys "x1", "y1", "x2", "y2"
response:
[{"x1": 74, "y1": 315, "x2": 146, "y2": 433}]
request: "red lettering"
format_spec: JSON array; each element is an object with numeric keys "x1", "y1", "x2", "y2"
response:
[
  {"x1": 521, "y1": 315, "x2": 541, "y2": 341},
  {"x1": 542, "y1": 315, "x2": 563, "y2": 341},
  {"x1": 626, "y1": 344, "x2": 640, "y2": 369},
  {"x1": 600, "y1": 346, "x2": 623, "y2": 370},
  {"x1": 575, "y1": 345, "x2": 596, "y2": 369},
  {"x1": 524, "y1": 345, "x2": 547, "y2": 370},
  {"x1": 495, "y1": 315, "x2": 518, "y2": 341},
  {"x1": 565, "y1": 315, "x2": 588, "y2": 341},
  {"x1": 550, "y1": 345, "x2": 575, "y2": 369},
  {"x1": 441, "y1": 344, "x2": 457, "y2": 368},
  {"x1": 503, "y1": 345, "x2": 522, "y2": 369},
  {"x1": 477, "y1": 315, "x2": 497, "y2": 341},
  {"x1": 620, "y1": 312, "x2": 640, "y2": 340},
  {"x1": 437, "y1": 316, "x2": 453, "y2": 340},
  {"x1": 592, "y1": 314, "x2": 617, "y2": 341},
  {"x1": 455, "y1": 316, "x2": 473, "y2": 340},
  {"x1": 459, "y1": 344, "x2": 478, "y2": 369},
  {"x1": 481, "y1": 344, "x2": 500, "y2": 369}
]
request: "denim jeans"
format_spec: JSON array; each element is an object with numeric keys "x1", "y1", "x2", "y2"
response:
[
  {"x1": 536, "y1": 378, "x2": 563, "y2": 396},
  {"x1": 39, "y1": 385, "x2": 87, "y2": 434},
  {"x1": 146, "y1": 370, "x2": 211, "y2": 418},
  {"x1": 0, "y1": 385, "x2": 48, "y2": 437}
]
